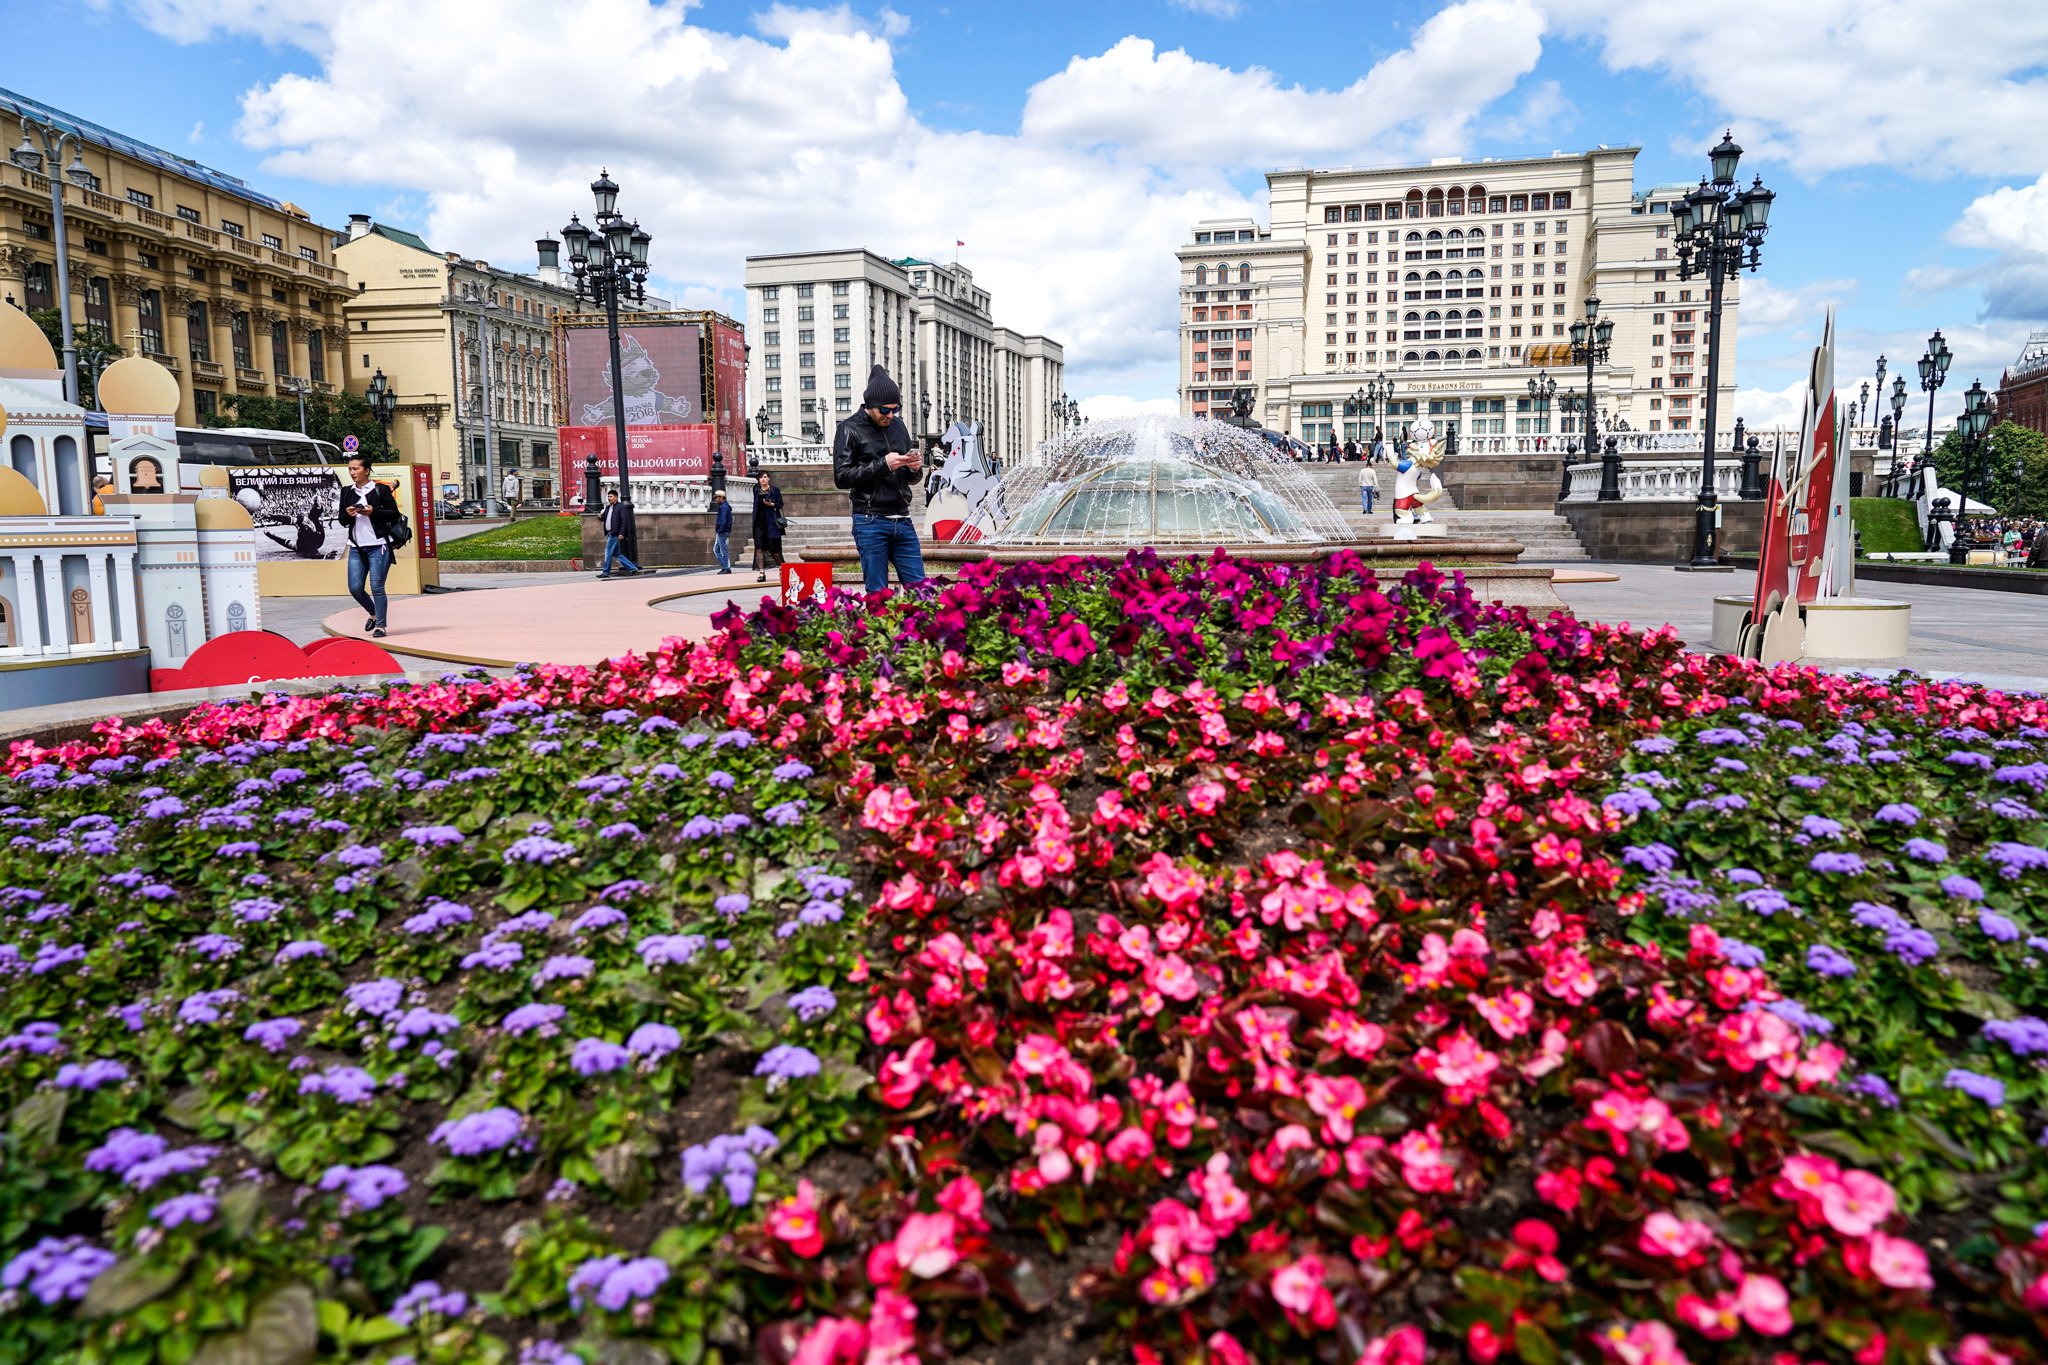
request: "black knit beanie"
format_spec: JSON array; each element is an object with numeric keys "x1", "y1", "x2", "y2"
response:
[{"x1": 862, "y1": 365, "x2": 902, "y2": 407}]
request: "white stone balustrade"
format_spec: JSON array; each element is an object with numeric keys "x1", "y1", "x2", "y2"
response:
[{"x1": 1560, "y1": 458, "x2": 1749, "y2": 504}]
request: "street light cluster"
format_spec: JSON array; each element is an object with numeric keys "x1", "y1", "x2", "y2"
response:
[
  {"x1": 1058, "y1": 394, "x2": 1084, "y2": 429},
  {"x1": 10, "y1": 114, "x2": 97, "y2": 404},
  {"x1": 365, "y1": 369, "x2": 398, "y2": 457},
  {"x1": 1673, "y1": 132, "x2": 1774, "y2": 568},
  {"x1": 1346, "y1": 373, "x2": 1395, "y2": 447},
  {"x1": 537, "y1": 171, "x2": 654, "y2": 512}
]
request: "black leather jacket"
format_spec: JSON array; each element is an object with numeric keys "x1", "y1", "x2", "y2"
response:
[
  {"x1": 833, "y1": 410, "x2": 915, "y2": 517},
  {"x1": 337, "y1": 478, "x2": 403, "y2": 545}
]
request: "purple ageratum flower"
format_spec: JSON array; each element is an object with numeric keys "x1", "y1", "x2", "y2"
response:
[
  {"x1": 1992, "y1": 797, "x2": 2042, "y2": 822},
  {"x1": 1762, "y1": 998, "x2": 1834, "y2": 1035},
  {"x1": 1995, "y1": 762, "x2": 2048, "y2": 792},
  {"x1": 713, "y1": 893, "x2": 751, "y2": 919},
  {"x1": 680, "y1": 816, "x2": 721, "y2": 840},
  {"x1": 519, "y1": 1342, "x2": 577, "y2": 1365},
  {"x1": 568, "y1": 1256, "x2": 670, "y2": 1312},
  {"x1": 1848, "y1": 1073, "x2": 1900, "y2": 1108},
  {"x1": 1, "y1": 1022, "x2": 62, "y2": 1055},
  {"x1": 390, "y1": 1008, "x2": 460, "y2": 1047},
  {"x1": 1632, "y1": 737, "x2": 1677, "y2": 755},
  {"x1": 1948, "y1": 750, "x2": 1994, "y2": 770},
  {"x1": 505, "y1": 835, "x2": 577, "y2": 865},
  {"x1": 532, "y1": 955, "x2": 594, "y2": 988},
  {"x1": 572, "y1": 905, "x2": 628, "y2": 933},
  {"x1": 646, "y1": 763, "x2": 684, "y2": 781},
  {"x1": 786, "y1": 986, "x2": 838, "y2": 1021},
  {"x1": 1736, "y1": 887, "x2": 1793, "y2": 917},
  {"x1": 274, "y1": 940, "x2": 329, "y2": 965},
  {"x1": 243, "y1": 1018, "x2": 303, "y2": 1053},
  {"x1": 1903, "y1": 838, "x2": 1948, "y2": 864},
  {"x1": 600, "y1": 709, "x2": 637, "y2": 725},
  {"x1": 1805, "y1": 944, "x2": 1858, "y2": 978},
  {"x1": 124, "y1": 1145, "x2": 219, "y2": 1189},
  {"x1": 216, "y1": 841, "x2": 260, "y2": 858},
  {"x1": 625, "y1": 1023, "x2": 681, "y2": 1062},
  {"x1": 1788, "y1": 775, "x2": 1827, "y2": 791},
  {"x1": 390, "y1": 1280, "x2": 468, "y2": 1326},
  {"x1": 1941, "y1": 874, "x2": 1986, "y2": 901},
  {"x1": 705, "y1": 770, "x2": 737, "y2": 791},
  {"x1": 1605, "y1": 788, "x2": 1663, "y2": 818},
  {"x1": 501, "y1": 1003, "x2": 567, "y2": 1037},
  {"x1": 598, "y1": 822, "x2": 643, "y2": 841},
  {"x1": 1983, "y1": 1017, "x2": 2048, "y2": 1058},
  {"x1": 570, "y1": 1037, "x2": 631, "y2": 1076},
  {"x1": 141, "y1": 796, "x2": 187, "y2": 820},
  {"x1": 530, "y1": 740, "x2": 563, "y2": 757},
  {"x1": 345, "y1": 978, "x2": 406, "y2": 1017},
  {"x1": 300, "y1": 1065, "x2": 380, "y2": 1105},
  {"x1": 1873, "y1": 803, "x2": 1922, "y2": 826},
  {"x1": 714, "y1": 729, "x2": 755, "y2": 750},
  {"x1": 763, "y1": 802, "x2": 806, "y2": 828},
  {"x1": 773, "y1": 760, "x2": 815, "y2": 781},
  {"x1": 639, "y1": 716, "x2": 680, "y2": 734},
  {"x1": 494, "y1": 910, "x2": 558, "y2": 937},
  {"x1": 431, "y1": 1107, "x2": 525, "y2": 1156},
  {"x1": 1809, "y1": 851, "x2": 1867, "y2": 876},
  {"x1": 85, "y1": 1128, "x2": 166, "y2": 1176},
  {"x1": 404, "y1": 900, "x2": 474, "y2": 935},
  {"x1": 1, "y1": 1237, "x2": 116, "y2": 1305},
  {"x1": 1986, "y1": 841, "x2": 2048, "y2": 878},
  {"x1": 719, "y1": 813, "x2": 752, "y2": 835},
  {"x1": 150, "y1": 1193, "x2": 217, "y2": 1228},
  {"x1": 54, "y1": 1059, "x2": 130, "y2": 1091},
  {"x1": 798, "y1": 898, "x2": 844, "y2": 927},
  {"x1": 755, "y1": 1045, "x2": 822, "y2": 1089},
  {"x1": 178, "y1": 989, "x2": 242, "y2": 1026},
  {"x1": 462, "y1": 940, "x2": 524, "y2": 973},
  {"x1": 1799, "y1": 814, "x2": 1845, "y2": 840},
  {"x1": 333, "y1": 843, "x2": 385, "y2": 868},
  {"x1": 1979, "y1": 910, "x2": 2022, "y2": 943},
  {"x1": 1693, "y1": 727, "x2": 1750, "y2": 747},
  {"x1": 403, "y1": 825, "x2": 467, "y2": 848},
  {"x1": 638, "y1": 934, "x2": 705, "y2": 969},
  {"x1": 233, "y1": 897, "x2": 284, "y2": 924},
  {"x1": 1888, "y1": 928, "x2": 1941, "y2": 965},
  {"x1": 1945, "y1": 1069, "x2": 2006, "y2": 1107},
  {"x1": 600, "y1": 879, "x2": 649, "y2": 903}
]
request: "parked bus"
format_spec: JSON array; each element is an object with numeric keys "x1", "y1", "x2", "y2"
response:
[{"x1": 90, "y1": 424, "x2": 347, "y2": 486}]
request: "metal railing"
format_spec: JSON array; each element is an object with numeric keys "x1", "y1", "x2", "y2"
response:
[{"x1": 1560, "y1": 458, "x2": 1747, "y2": 503}]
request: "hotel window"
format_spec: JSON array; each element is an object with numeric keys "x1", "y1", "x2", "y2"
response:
[
  {"x1": 800, "y1": 376, "x2": 816, "y2": 391},
  {"x1": 833, "y1": 327, "x2": 849, "y2": 343},
  {"x1": 764, "y1": 331, "x2": 779, "y2": 346},
  {"x1": 762, "y1": 287, "x2": 779, "y2": 299},
  {"x1": 298, "y1": 245, "x2": 319, "y2": 261},
  {"x1": 764, "y1": 355, "x2": 780, "y2": 369},
  {"x1": 797, "y1": 306, "x2": 813, "y2": 322},
  {"x1": 834, "y1": 351, "x2": 850, "y2": 366},
  {"x1": 187, "y1": 300, "x2": 210, "y2": 361},
  {"x1": 798, "y1": 328, "x2": 814, "y2": 344},
  {"x1": 836, "y1": 374, "x2": 852, "y2": 389},
  {"x1": 764, "y1": 307, "x2": 779, "y2": 323},
  {"x1": 832, "y1": 282, "x2": 849, "y2": 296},
  {"x1": 138, "y1": 290, "x2": 163, "y2": 354},
  {"x1": 272, "y1": 320, "x2": 290, "y2": 374},
  {"x1": 22, "y1": 261, "x2": 51, "y2": 310},
  {"x1": 766, "y1": 377, "x2": 781, "y2": 392},
  {"x1": 834, "y1": 304, "x2": 848, "y2": 319},
  {"x1": 126, "y1": 189, "x2": 154, "y2": 209},
  {"x1": 796, "y1": 284, "x2": 814, "y2": 298},
  {"x1": 262, "y1": 233, "x2": 283, "y2": 250},
  {"x1": 308, "y1": 331, "x2": 325, "y2": 383},
  {"x1": 221, "y1": 219, "x2": 244, "y2": 238},
  {"x1": 231, "y1": 311, "x2": 251, "y2": 368},
  {"x1": 1510, "y1": 195, "x2": 1527, "y2": 212},
  {"x1": 1552, "y1": 193, "x2": 1570, "y2": 209}
]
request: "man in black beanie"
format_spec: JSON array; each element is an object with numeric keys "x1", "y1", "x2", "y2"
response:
[{"x1": 833, "y1": 364, "x2": 927, "y2": 592}]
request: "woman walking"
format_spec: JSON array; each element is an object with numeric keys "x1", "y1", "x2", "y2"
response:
[{"x1": 752, "y1": 471, "x2": 785, "y2": 583}]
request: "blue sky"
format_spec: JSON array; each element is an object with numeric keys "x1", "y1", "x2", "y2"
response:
[{"x1": 14, "y1": 0, "x2": 2048, "y2": 425}]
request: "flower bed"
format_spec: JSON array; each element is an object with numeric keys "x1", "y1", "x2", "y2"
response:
[{"x1": 4, "y1": 551, "x2": 2046, "y2": 1365}]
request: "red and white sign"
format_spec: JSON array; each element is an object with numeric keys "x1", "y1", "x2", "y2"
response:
[
  {"x1": 1744, "y1": 310, "x2": 1844, "y2": 660},
  {"x1": 711, "y1": 321, "x2": 750, "y2": 481},
  {"x1": 411, "y1": 464, "x2": 439, "y2": 559},
  {"x1": 557, "y1": 425, "x2": 718, "y2": 487}
]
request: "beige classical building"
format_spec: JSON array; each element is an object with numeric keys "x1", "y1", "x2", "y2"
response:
[
  {"x1": 0, "y1": 86, "x2": 352, "y2": 428},
  {"x1": 336, "y1": 216, "x2": 583, "y2": 502},
  {"x1": 1178, "y1": 146, "x2": 1738, "y2": 450},
  {"x1": 744, "y1": 248, "x2": 1064, "y2": 464}
]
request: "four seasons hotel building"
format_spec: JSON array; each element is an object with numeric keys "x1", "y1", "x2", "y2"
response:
[{"x1": 1177, "y1": 145, "x2": 1740, "y2": 452}]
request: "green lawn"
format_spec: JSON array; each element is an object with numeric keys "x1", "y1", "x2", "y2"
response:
[
  {"x1": 1850, "y1": 497, "x2": 1923, "y2": 555},
  {"x1": 437, "y1": 515, "x2": 585, "y2": 561}
]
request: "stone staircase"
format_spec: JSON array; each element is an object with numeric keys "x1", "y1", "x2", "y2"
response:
[{"x1": 1286, "y1": 463, "x2": 1590, "y2": 561}]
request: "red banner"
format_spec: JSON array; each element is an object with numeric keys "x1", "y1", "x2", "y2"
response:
[
  {"x1": 411, "y1": 464, "x2": 439, "y2": 559},
  {"x1": 711, "y1": 321, "x2": 749, "y2": 481},
  {"x1": 557, "y1": 425, "x2": 718, "y2": 504}
]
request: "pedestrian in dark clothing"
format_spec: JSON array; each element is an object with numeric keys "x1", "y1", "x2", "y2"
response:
[
  {"x1": 338, "y1": 454, "x2": 401, "y2": 637},
  {"x1": 833, "y1": 365, "x2": 926, "y2": 593},
  {"x1": 752, "y1": 472, "x2": 785, "y2": 583},
  {"x1": 712, "y1": 490, "x2": 733, "y2": 574},
  {"x1": 597, "y1": 489, "x2": 641, "y2": 578}
]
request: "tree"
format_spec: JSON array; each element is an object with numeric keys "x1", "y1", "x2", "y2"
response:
[
  {"x1": 1931, "y1": 420, "x2": 2048, "y2": 517},
  {"x1": 29, "y1": 309, "x2": 122, "y2": 410},
  {"x1": 211, "y1": 389, "x2": 396, "y2": 459}
]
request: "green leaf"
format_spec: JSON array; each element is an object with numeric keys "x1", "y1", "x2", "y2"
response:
[
  {"x1": 81, "y1": 1259, "x2": 183, "y2": 1318},
  {"x1": 1956, "y1": 986, "x2": 2016, "y2": 1022},
  {"x1": 1906, "y1": 1115, "x2": 1976, "y2": 1168},
  {"x1": 1514, "y1": 1320, "x2": 1561, "y2": 1365},
  {"x1": 190, "y1": 1283, "x2": 317, "y2": 1365},
  {"x1": 1798, "y1": 1130, "x2": 1881, "y2": 1167},
  {"x1": 317, "y1": 1298, "x2": 349, "y2": 1341},
  {"x1": 10, "y1": 1088, "x2": 68, "y2": 1147},
  {"x1": 163, "y1": 1086, "x2": 218, "y2": 1134},
  {"x1": 217, "y1": 1184, "x2": 264, "y2": 1239}
]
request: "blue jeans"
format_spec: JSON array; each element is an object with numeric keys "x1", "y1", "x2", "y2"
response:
[
  {"x1": 713, "y1": 532, "x2": 731, "y2": 572},
  {"x1": 1360, "y1": 486, "x2": 1375, "y2": 513},
  {"x1": 601, "y1": 535, "x2": 640, "y2": 576},
  {"x1": 851, "y1": 514, "x2": 926, "y2": 593},
  {"x1": 347, "y1": 544, "x2": 390, "y2": 628}
]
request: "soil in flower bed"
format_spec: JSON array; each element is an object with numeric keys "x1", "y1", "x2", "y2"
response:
[{"x1": 4, "y1": 550, "x2": 2046, "y2": 1365}]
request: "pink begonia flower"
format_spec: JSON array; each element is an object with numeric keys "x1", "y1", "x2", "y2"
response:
[
  {"x1": 1675, "y1": 1291, "x2": 1741, "y2": 1340},
  {"x1": 1774, "y1": 1153, "x2": 1841, "y2": 1207},
  {"x1": 1206, "y1": 1331, "x2": 1250, "y2": 1365},
  {"x1": 1306, "y1": 1073, "x2": 1368, "y2": 1143},
  {"x1": 1610, "y1": 1320, "x2": 1690, "y2": 1365},
  {"x1": 1737, "y1": 1272, "x2": 1793, "y2": 1336},
  {"x1": 1187, "y1": 779, "x2": 1227, "y2": 814},
  {"x1": 936, "y1": 1175, "x2": 984, "y2": 1227},
  {"x1": 1819, "y1": 1169, "x2": 1897, "y2": 1239},
  {"x1": 1270, "y1": 1254, "x2": 1336, "y2": 1329},
  {"x1": 1146, "y1": 954, "x2": 1200, "y2": 1003},
  {"x1": 1394, "y1": 1126, "x2": 1456, "y2": 1194},
  {"x1": 1106, "y1": 1126, "x2": 1154, "y2": 1165},
  {"x1": 1867, "y1": 1232, "x2": 1934, "y2": 1290},
  {"x1": 1639, "y1": 1212, "x2": 1715, "y2": 1259},
  {"x1": 891, "y1": 1212, "x2": 958, "y2": 1279},
  {"x1": 863, "y1": 1289, "x2": 918, "y2": 1364},
  {"x1": 1954, "y1": 1334, "x2": 2017, "y2": 1365},
  {"x1": 768, "y1": 1180, "x2": 825, "y2": 1258},
  {"x1": 1522, "y1": 1028, "x2": 1570, "y2": 1079},
  {"x1": 876, "y1": 1037, "x2": 934, "y2": 1110},
  {"x1": 1356, "y1": 1324, "x2": 1425, "y2": 1365},
  {"x1": 791, "y1": 1316, "x2": 866, "y2": 1365}
]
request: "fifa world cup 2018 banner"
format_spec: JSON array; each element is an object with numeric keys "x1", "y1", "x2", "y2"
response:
[
  {"x1": 558, "y1": 426, "x2": 718, "y2": 494},
  {"x1": 562, "y1": 322, "x2": 703, "y2": 428},
  {"x1": 710, "y1": 321, "x2": 749, "y2": 479}
]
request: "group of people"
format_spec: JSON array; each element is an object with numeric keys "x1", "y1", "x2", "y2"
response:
[
  {"x1": 1299, "y1": 439, "x2": 1393, "y2": 464},
  {"x1": 1957, "y1": 515, "x2": 2048, "y2": 567}
]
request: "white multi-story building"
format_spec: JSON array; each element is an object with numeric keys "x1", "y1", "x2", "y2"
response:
[
  {"x1": 1177, "y1": 146, "x2": 1738, "y2": 451},
  {"x1": 744, "y1": 249, "x2": 1064, "y2": 463}
]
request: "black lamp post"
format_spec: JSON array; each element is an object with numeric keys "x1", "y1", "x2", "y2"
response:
[
  {"x1": 1887, "y1": 377, "x2": 1909, "y2": 481},
  {"x1": 538, "y1": 169, "x2": 651, "y2": 524},
  {"x1": 1567, "y1": 296, "x2": 1614, "y2": 454},
  {"x1": 1871, "y1": 354, "x2": 1887, "y2": 433},
  {"x1": 366, "y1": 369, "x2": 397, "y2": 459},
  {"x1": 1916, "y1": 329, "x2": 1953, "y2": 474},
  {"x1": 1361, "y1": 371, "x2": 1394, "y2": 446},
  {"x1": 1949, "y1": 379, "x2": 1993, "y2": 565},
  {"x1": 1527, "y1": 369, "x2": 1556, "y2": 446},
  {"x1": 1672, "y1": 131, "x2": 1774, "y2": 567}
]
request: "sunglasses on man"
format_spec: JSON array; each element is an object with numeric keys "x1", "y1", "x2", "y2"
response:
[{"x1": 874, "y1": 404, "x2": 902, "y2": 415}]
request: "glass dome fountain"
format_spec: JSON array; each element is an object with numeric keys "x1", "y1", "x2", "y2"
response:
[{"x1": 987, "y1": 417, "x2": 1354, "y2": 548}]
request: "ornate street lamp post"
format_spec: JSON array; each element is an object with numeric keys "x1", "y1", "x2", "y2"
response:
[
  {"x1": 537, "y1": 171, "x2": 651, "y2": 525},
  {"x1": 1917, "y1": 329, "x2": 1953, "y2": 474},
  {"x1": 1887, "y1": 377, "x2": 1909, "y2": 481},
  {"x1": 1672, "y1": 131, "x2": 1774, "y2": 567},
  {"x1": 1567, "y1": 296, "x2": 1613, "y2": 449},
  {"x1": 10, "y1": 115, "x2": 97, "y2": 404},
  {"x1": 1361, "y1": 371, "x2": 1394, "y2": 446},
  {"x1": 1871, "y1": 354, "x2": 1887, "y2": 433},
  {"x1": 366, "y1": 369, "x2": 397, "y2": 460},
  {"x1": 1527, "y1": 369, "x2": 1556, "y2": 444},
  {"x1": 1949, "y1": 380, "x2": 1993, "y2": 565}
]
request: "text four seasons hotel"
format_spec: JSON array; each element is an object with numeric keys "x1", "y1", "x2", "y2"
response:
[{"x1": 1177, "y1": 146, "x2": 1740, "y2": 454}]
